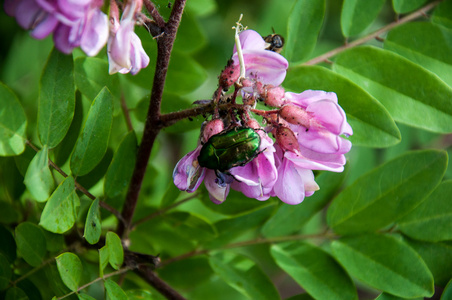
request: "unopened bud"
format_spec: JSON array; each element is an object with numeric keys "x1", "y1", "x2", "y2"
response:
[
  {"x1": 202, "y1": 119, "x2": 224, "y2": 142},
  {"x1": 219, "y1": 59, "x2": 240, "y2": 90},
  {"x1": 245, "y1": 119, "x2": 261, "y2": 130},
  {"x1": 279, "y1": 104, "x2": 311, "y2": 128},
  {"x1": 276, "y1": 126, "x2": 300, "y2": 154},
  {"x1": 264, "y1": 86, "x2": 285, "y2": 107}
]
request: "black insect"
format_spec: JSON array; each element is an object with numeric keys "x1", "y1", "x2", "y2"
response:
[{"x1": 263, "y1": 34, "x2": 284, "y2": 53}]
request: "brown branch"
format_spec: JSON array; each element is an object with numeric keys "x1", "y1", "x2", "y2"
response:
[
  {"x1": 302, "y1": 0, "x2": 443, "y2": 66},
  {"x1": 118, "y1": 0, "x2": 187, "y2": 239},
  {"x1": 143, "y1": 0, "x2": 166, "y2": 28},
  {"x1": 137, "y1": 265, "x2": 186, "y2": 300},
  {"x1": 120, "y1": 93, "x2": 134, "y2": 132}
]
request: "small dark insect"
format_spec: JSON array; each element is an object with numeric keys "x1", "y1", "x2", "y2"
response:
[
  {"x1": 168, "y1": 2, "x2": 172, "y2": 8},
  {"x1": 91, "y1": 221, "x2": 96, "y2": 227},
  {"x1": 263, "y1": 34, "x2": 284, "y2": 53}
]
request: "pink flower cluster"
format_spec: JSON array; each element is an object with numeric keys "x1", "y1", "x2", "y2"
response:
[
  {"x1": 173, "y1": 30, "x2": 352, "y2": 205},
  {"x1": 5, "y1": 0, "x2": 149, "y2": 75}
]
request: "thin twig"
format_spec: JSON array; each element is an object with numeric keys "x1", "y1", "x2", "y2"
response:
[
  {"x1": 162, "y1": 230, "x2": 336, "y2": 267},
  {"x1": 302, "y1": 0, "x2": 442, "y2": 66},
  {"x1": 57, "y1": 267, "x2": 133, "y2": 299},
  {"x1": 137, "y1": 265, "x2": 186, "y2": 300},
  {"x1": 143, "y1": 0, "x2": 166, "y2": 27},
  {"x1": 24, "y1": 141, "x2": 124, "y2": 224},
  {"x1": 120, "y1": 93, "x2": 134, "y2": 132}
]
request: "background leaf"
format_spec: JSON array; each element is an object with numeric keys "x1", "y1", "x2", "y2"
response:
[
  {"x1": 38, "y1": 48, "x2": 75, "y2": 148},
  {"x1": 104, "y1": 279, "x2": 128, "y2": 300},
  {"x1": 106, "y1": 232, "x2": 123, "y2": 270},
  {"x1": 271, "y1": 242, "x2": 357, "y2": 300},
  {"x1": 385, "y1": 22, "x2": 452, "y2": 87},
  {"x1": 23, "y1": 145, "x2": 53, "y2": 202},
  {"x1": 104, "y1": 131, "x2": 137, "y2": 198},
  {"x1": 333, "y1": 46, "x2": 452, "y2": 133},
  {"x1": 341, "y1": 0, "x2": 385, "y2": 37},
  {"x1": 284, "y1": 66, "x2": 401, "y2": 147},
  {"x1": 398, "y1": 180, "x2": 452, "y2": 242},
  {"x1": 70, "y1": 87, "x2": 113, "y2": 176},
  {"x1": 0, "y1": 253, "x2": 12, "y2": 291},
  {"x1": 84, "y1": 199, "x2": 101, "y2": 245},
  {"x1": 15, "y1": 222, "x2": 46, "y2": 267},
  {"x1": 392, "y1": 0, "x2": 428, "y2": 14},
  {"x1": 209, "y1": 252, "x2": 280, "y2": 300},
  {"x1": 40, "y1": 176, "x2": 80, "y2": 234},
  {"x1": 285, "y1": 0, "x2": 325, "y2": 63},
  {"x1": 0, "y1": 82, "x2": 27, "y2": 156},
  {"x1": 55, "y1": 252, "x2": 82, "y2": 292},
  {"x1": 327, "y1": 150, "x2": 447, "y2": 234},
  {"x1": 332, "y1": 234, "x2": 434, "y2": 298}
]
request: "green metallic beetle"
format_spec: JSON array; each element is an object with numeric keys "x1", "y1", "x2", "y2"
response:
[{"x1": 197, "y1": 127, "x2": 261, "y2": 172}]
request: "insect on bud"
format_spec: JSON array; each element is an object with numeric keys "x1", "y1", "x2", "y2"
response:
[
  {"x1": 276, "y1": 126, "x2": 300, "y2": 154},
  {"x1": 264, "y1": 86, "x2": 285, "y2": 107},
  {"x1": 219, "y1": 59, "x2": 240, "y2": 90},
  {"x1": 202, "y1": 119, "x2": 225, "y2": 143},
  {"x1": 279, "y1": 104, "x2": 311, "y2": 128}
]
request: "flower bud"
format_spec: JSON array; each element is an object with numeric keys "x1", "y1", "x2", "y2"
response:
[
  {"x1": 219, "y1": 59, "x2": 240, "y2": 90},
  {"x1": 279, "y1": 104, "x2": 311, "y2": 128},
  {"x1": 275, "y1": 126, "x2": 300, "y2": 154},
  {"x1": 245, "y1": 119, "x2": 261, "y2": 130},
  {"x1": 264, "y1": 86, "x2": 285, "y2": 107},
  {"x1": 202, "y1": 119, "x2": 224, "y2": 142}
]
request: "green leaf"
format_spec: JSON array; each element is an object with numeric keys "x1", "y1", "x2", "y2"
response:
[
  {"x1": 333, "y1": 46, "x2": 452, "y2": 133},
  {"x1": 205, "y1": 204, "x2": 276, "y2": 249},
  {"x1": 262, "y1": 168, "x2": 347, "y2": 237},
  {"x1": 285, "y1": 0, "x2": 325, "y2": 63},
  {"x1": 0, "y1": 225, "x2": 16, "y2": 263},
  {"x1": 405, "y1": 238, "x2": 452, "y2": 287},
  {"x1": 38, "y1": 48, "x2": 75, "y2": 148},
  {"x1": 341, "y1": 0, "x2": 385, "y2": 37},
  {"x1": 209, "y1": 252, "x2": 281, "y2": 300},
  {"x1": 70, "y1": 87, "x2": 113, "y2": 176},
  {"x1": 164, "y1": 212, "x2": 217, "y2": 241},
  {"x1": 284, "y1": 65, "x2": 401, "y2": 147},
  {"x1": 173, "y1": 13, "x2": 206, "y2": 53},
  {"x1": 74, "y1": 57, "x2": 120, "y2": 104},
  {"x1": 271, "y1": 243, "x2": 357, "y2": 300},
  {"x1": 159, "y1": 183, "x2": 182, "y2": 208},
  {"x1": 5, "y1": 287, "x2": 28, "y2": 300},
  {"x1": 443, "y1": 278, "x2": 452, "y2": 300},
  {"x1": 185, "y1": 0, "x2": 217, "y2": 16},
  {"x1": 99, "y1": 245, "x2": 109, "y2": 277},
  {"x1": 40, "y1": 176, "x2": 80, "y2": 234},
  {"x1": 78, "y1": 293, "x2": 97, "y2": 300},
  {"x1": 84, "y1": 199, "x2": 101, "y2": 245},
  {"x1": 158, "y1": 257, "x2": 212, "y2": 289},
  {"x1": 375, "y1": 293, "x2": 422, "y2": 300},
  {"x1": 0, "y1": 82, "x2": 27, "y2": 156},
  {"x1": 23, "y1": 145, "x2": 54, "y2": 202},
  {"x1": 104, "y1": 131, "x2": 137, "y2": 198},
  {"x1": 392, "y1": 0, "x2": 428, "y2": 14},
  {"x1": 104, "y1": 279, "x2": 128, "y2": 300},
  {"x1": 385, "y1": 22, "x2": 452, "y2": 88},
  {"x1": 15, "y1": 222, "x2": 46, "y2": 267},
  {"x1": 398, "y1": 180, "x2": 452, "y2": 242},
  {"x1": 432, "y1": 0, "x2": 452, "y2": 29},
  {"x1": 0, "y1": 253, "x2": 12, "y2": 291},
  {"x1": 55, "y1": 252, "x2": 82, "y2": 292},
  {"x1": 106, "y1": 232, "x2": 123, "y2": 270},
  {"x1": 327, "y1": 150, "x2": 447, "y2": 234},
  {"x1": 126, "y1": 290, "x2": 154, "y2": 300},
  {"x1": 331, "y1": 234, "x2": 434, "y2": 298}
]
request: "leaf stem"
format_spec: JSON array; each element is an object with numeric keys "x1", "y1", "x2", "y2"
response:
[
  {"x1": 302, "y1": 0, "x2": 443, "y2": 66},
  {"x1": 57, "y1": 266, "x2": 132, "y2": 299}
]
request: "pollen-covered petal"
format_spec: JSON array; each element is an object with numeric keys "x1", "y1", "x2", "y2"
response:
[
  {"x1": 205, "y1": 170, "x2": 230, "y2": 204},
  {"x1": 173, "y1": 146, "x2": 205, "y2": 192}
]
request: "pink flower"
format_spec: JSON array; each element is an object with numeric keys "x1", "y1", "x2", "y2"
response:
[
  {"x1": 230, "y1": 131, "x2": 278, "y2": 200},
  {"x1": 271, "y1": 146, "x2": 319, "y2": 205},
  {"x1": 107, "y1": 0, "x2": 150, "y2": 75},
  {"x1": 5, "y1": 0, "x2": 108, "y2": 56},
  {"x1": 232, "y1": 30, "x2": 288, "y2": 86}
]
